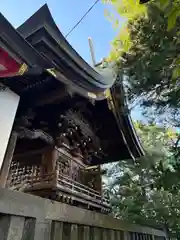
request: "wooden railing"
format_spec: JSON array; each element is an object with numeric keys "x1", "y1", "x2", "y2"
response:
[
  {"x1": 0, "y1": 188, "x2": 167, "y2": 240},
  {"x1": 8, "y1": 170, "x2": 110, "y2": 207},
  {"x1": 8, "y1": 173, "x2": 55, "y2": 190},
  {"x1": 57, "y1": 172, "x2": 109, "y2": 206}
]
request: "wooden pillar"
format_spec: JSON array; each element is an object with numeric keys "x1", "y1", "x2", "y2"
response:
[
  {"x1": 0, "y1": 131, "x2": 18, "y2": 187},
  {"x1": 51, "y1": 148, "x2": 58, "y2": 183},
  {"x1": 41, "y1": 148, "x2": 58, "y2": 182},
  {"x1": 96, "y1": 165, "x2": 102, "y2": 194}
]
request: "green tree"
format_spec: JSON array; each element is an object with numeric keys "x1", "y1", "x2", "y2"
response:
[
  {"x1": 103, "y1": 1, "x2": 180, "y2": 123},
  {"x1": 104, "y1": 0, "x2": 179, "y2": 61},
  {"x1": 103, "y1": 122, "x2": 180, "y2": 238},
  {"x1": 102, "y1": 1, "x2": 180, "y2": 237},
  {"x1": 122, "y1": 4, "x2": 179, "y2": 120}
]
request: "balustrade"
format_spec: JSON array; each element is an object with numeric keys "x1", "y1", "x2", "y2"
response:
[
  {"x1": 7, "y1": 148, "x2": 109, "y2": 210},
  {"x1": 56, "y1": 172, "x2": 109, "y2": 206}
]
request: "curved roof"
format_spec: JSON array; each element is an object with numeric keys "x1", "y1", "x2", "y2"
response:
[
  {"x1": 17, "y1": 4, "x2": 116, "y2": 95},
  {"x1": 0, "y1": 12, "x2": 49, "y2": 77},
  {"x1": 0, "y1": 5, "x2": 144, "y2": 162},
  {"x1": 110, "y1": 83, "x2": 144, "y2": 160}
]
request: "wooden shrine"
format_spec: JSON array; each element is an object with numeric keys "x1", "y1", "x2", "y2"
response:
[{"x1": 0, "y1": 5, "x2": 144, "y2": 213}]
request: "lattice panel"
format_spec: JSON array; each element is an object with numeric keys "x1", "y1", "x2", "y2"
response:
[
  {"x1": 7, "y1": 160, "x2": 41, "y2": 188},
  {"x1": 56, "y1": 150, "x2": 84, "y2": 184},
  {"x1": 56, "y1": 156, "x2": 71, "y2": 176}
]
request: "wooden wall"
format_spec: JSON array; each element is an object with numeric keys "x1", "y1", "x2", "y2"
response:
[{"x1": 0, "y1": 188, "x2": 166, "y2": 240}]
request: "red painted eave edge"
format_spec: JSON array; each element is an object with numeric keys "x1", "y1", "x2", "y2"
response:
[{"x1": 0, "y1": 48, "x2": 21, "y2": 78}]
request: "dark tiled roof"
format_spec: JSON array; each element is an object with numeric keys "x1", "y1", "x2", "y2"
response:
[{"x1": 0, "y1": 5, "x2": 144, "y2": 163}]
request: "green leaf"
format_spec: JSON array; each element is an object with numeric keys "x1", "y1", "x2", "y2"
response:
[
  {"x1": 158, "y1": 0, "x2": 169, "y2": 10},
  {"x1": 172, "y1": 67, "x2": 180, "y2": 80},
  {"x1": 167, "y1": 7, "x2": 179, "y2": 30},
  {"x1": 174, "y1": 58, "x2": 180, "y2": 66}
]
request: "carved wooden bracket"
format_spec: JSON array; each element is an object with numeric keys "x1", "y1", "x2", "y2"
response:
[{"x1": 15, "y1": 126, "x2": 54, "y2": 145}]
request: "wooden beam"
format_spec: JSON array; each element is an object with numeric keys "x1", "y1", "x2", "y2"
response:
[
  {"x1": 35, "y1": 88, "x2": 68, "y2": 107},
  {"x1": 41, "y1": 148, "x2": 58, "y2": 177},
  {"x1": 84, "y1": 165, "x2": 106, "y2": 175},
  {"x1": 13, "y1": 147, "x2": 50, "y2": 160},
  {"x1": 16, "y1": 127, "x2": 54, "y2": 145},
  {"x1": 85, "y1": 165, "x2": 98, "y2": 170},
  {"x1": 0, "y1": 131, "x2": 18, "y2": 187}
]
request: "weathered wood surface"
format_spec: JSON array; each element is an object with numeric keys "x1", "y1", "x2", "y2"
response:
[
  {"x1": 0, "y1": 188, "x2": 166, "y2": 240},
  {"x1": 0, "y1": 131, "x2": 18, "y2": 187}
]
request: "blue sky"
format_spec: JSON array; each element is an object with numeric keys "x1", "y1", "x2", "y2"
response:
[
  {"x1": 0, "y1": 0, "x2": 120, "y2": 64},
  {"x1": 0, "y1": 0, "x2": 143, "y2": 120}
]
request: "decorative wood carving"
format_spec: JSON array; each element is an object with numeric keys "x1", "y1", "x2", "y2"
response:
[
  {"x1": 0, "y1": 131, "x2": 18, "y2": 187},
  {"x1": 7, "y1": 145, "x2": 109, "y2": 212},
  {"x1": 16, "y1": 127, "x2": 54, "y2": 145},
  {"x1": 5, "y1": 100, "x2": 109, "y2": 211},
  {"x1": 53, "y1": 109, "x2": 103, "y2": 164}
]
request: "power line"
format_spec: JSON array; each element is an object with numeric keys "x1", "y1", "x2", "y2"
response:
[{"x1": 65, "y1": 0, "x2": 100, "y2": 38}]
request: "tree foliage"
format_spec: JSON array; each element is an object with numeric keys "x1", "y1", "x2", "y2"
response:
[
  {"x1": 122, "y1": 5, "x2": 179, "y2": 119},
  {"x1": 103, "y1": 122, "x2": 180, "y2": 238},
  {"x1": 103, "y1": 1, "x2": 180, "y2": 121},
  {"x1": 102, "y1": 1, "x2": 180, "y2": 238},
  {"x1": 104, "y1": 0, "x2": 179, "y2": 60}
]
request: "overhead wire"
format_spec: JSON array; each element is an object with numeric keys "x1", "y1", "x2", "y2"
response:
[
  {"x1": 65, "y1": 0, "x2": 100, "y2": 38},
  {"x1": 65, "y1": 0, "x2": 149, "y2": 38}
]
